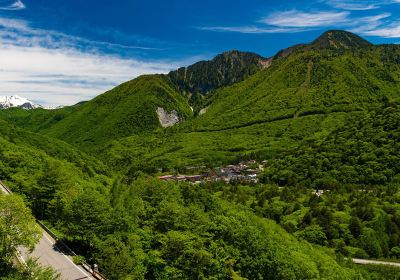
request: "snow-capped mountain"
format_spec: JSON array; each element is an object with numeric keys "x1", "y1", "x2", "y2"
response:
[{"x1": 0, "y1": 96, "x2": 41, "y2": 110}]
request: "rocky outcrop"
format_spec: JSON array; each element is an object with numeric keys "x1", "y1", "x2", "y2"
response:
[{"x1": 156, "y1": 107, "x2": 180, "y2": 127}]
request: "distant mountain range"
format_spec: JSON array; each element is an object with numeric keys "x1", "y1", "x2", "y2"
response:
[
  {"x1": 0, "y1": 96, "x2": 64, "y2": 110},
  {"x1": 0, "y1": 95, "x2": 40, "y2": 109}
]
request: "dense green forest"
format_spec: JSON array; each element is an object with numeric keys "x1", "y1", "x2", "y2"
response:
[{"x1": 2, "y1": 30, "x2": 400, "y2": 279}]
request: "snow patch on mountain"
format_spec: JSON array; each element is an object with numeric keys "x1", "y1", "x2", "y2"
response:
[
  {"x1": 156, "y1": 107, "x2": 180, "y2": 128},
  {"x1": 0, "y1": 96, "x2": 41, "y2": 109}
]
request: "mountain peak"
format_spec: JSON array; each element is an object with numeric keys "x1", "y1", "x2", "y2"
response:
[
  {"x1": 0, "y1": 95, "x2": 41, "y2": 110},
  {"x1": 310, "y1": 30, "x2": 372, "y2": 50}
]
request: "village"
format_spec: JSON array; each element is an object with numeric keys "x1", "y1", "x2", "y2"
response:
[{"x1": 158, "y1": 160, "x2": 269, "y2": 184}]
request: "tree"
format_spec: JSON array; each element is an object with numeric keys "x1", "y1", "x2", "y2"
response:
[
  {"x1": 22, "y1": 258, "x2": 60, "y2": 280},
  {"x1": 349, "y1": 216, "x2": 362, "y2": 238},
  {"x1": 94, "y1": 235, "x2": 145, "y2": 280},
  {"x1": 67, "y1": 190, "x2": 112, "y2": 241},
  {"x1": 0, "y1": 194, "x2": 41, "y2": 264},
  {"x1": 359, "y1": 228, "x2": 382, "y2": 258},
  {"x1": 297, "y1": 225, "x2": 328, "y2": 246}
]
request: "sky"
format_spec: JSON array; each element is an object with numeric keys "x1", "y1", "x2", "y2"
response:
[{"x1": 1, "y1": 0, "x2": 400, "y2": 106}]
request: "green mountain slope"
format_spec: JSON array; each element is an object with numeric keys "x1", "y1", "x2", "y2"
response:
[
  {"x1": 0, "y1": 103, "x2": 82, "y2": 132},
  {"x1": 0, "y1": 119, "x2": 110, "y2": 219},
  {"x1": 263, "y1": 104, "x2": 400, "y2": 187},
  {"x1": 103, "y1": 111, "x2": 349, "y2": 172},
  {"x1": 39, "y1": 75, "x2": 192, "y2": 149},
  {"x1": 191, "y1": 44, "x2": 400, "y2": 131}
]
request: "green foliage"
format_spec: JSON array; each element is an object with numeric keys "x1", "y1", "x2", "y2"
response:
[
  {"x1": 263, "y1": 105, "x2": 400, "y2": 187},
  {"x1": 57, "y1": 178, "x2": 359, "y2": 280},
  {"x1": 72, "y1": 255, "x2": 85, "y2": 265},
  {"x1": 1, "y1": 258, "x2": 60, "y2": 280},
  {"x1": 357, "y1": 264, "x2": 400, "y2": 280},
  {"x1": 0, "y1": 194, "x2": 41, "y2": 263},
  {"x1": 0, "y1": 195, "x2": 58, "y2": 279},
  {"x1": 296, "y1": 225, "x2": 328, "y2": 245},
  {"x1": 219, "y1": 183, "x2": 400, "y2": 263}
]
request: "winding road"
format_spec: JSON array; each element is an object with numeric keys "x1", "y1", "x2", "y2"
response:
[{"x1": 0, "y1": 181, "x2": 94, "y2": 280}]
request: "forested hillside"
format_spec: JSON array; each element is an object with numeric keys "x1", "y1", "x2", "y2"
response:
[
  {"x1": 0, "y1": 75, "x2": 192, "y2": 150},
  {"x1": 190, "y1": 45, "x2": 400, "y2": 132},
  {"x1": 0, "y1": 119, "x2": 111, "y2": 220},
  {"x1": 0, "y1": 118, "x2": 366, "y2": 279}
]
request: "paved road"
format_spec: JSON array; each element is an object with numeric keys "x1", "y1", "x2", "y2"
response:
[
  {"x1": 0, "y1": 181, "x2": 93, "y2": 280},
  {"x1": 19, "y1": 231, "x2": 92, "y2": 280},
  {"x1": 353, "y1": 258, "x2": 400, "y2": 267}
]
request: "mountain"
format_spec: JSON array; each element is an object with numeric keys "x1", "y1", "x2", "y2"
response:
[
  {"x1": 38, "y1": 75, "x2": 192, "y2": 149},
  {"x1": 310, "y1": 30, "x2": 372, "y2": 50},
  {"x1": 0, "y1": 95, "x2": 41, "y2": 110},
  {"x1": 168, "y1": 50, "x2": 269, "y2": 97},
  {"x1": 274, "y1": 30, "x2": 372, "y2": 59},
  {"x1": 191, "y1": 38, "x2": 397, "y2": 132}
]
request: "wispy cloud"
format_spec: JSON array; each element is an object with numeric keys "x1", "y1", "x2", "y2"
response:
[
  {"x1": 201, "y1": 10, "x2": 351, "y2": 34},
  {"x1": 199, "y1": 26, "x2": 306, "y2": 34},
  {"x1": 0, "y1": 16, "x2": 182, "y2": 106},
  {"x1": 200, "y1": 5, "x2": 400, "y2": 39},
  {"x1": 261, "y1": 10, "x2": 350, "y2": 27},
  {"x1": 354, "y1": 21, "x2": 400, "y2": 38},
  {"x1": 323, "y1": 0, "x2": 382, "y2": 10},
  {"x1": 324, "y1": 0, "x2": 400, "y2": 10},
  {"x1": 0, "y1": 0, "x2": 25, "y2": 11}
]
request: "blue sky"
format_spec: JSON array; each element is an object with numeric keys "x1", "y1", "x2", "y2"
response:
[{"x1": 1, "y1": 0, "x2": 400, "y2": 106}]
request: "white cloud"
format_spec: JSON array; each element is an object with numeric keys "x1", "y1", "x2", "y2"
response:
[
  {"x1": 199, "y1": 26, "x2": 306, "y2": 34},
  {"x1": 355, "y1": 22, "x2": 400, "y2": 38},
  {"x1": 324, "y1": 0, "x2": 400, "y2": 10},
  {"x1": 349, "y1": 13, "x2": 391, "y2": 33},
  {"x1": 200, "y1": 10, "x2": 353, "y2": 34},
  {"x1": 261, "y1": 10, "x2": 350, "y2": 27},
  {"x1": 347, "y1": 13, "x2": 400, "y2": 38},
  {"x1": 324, "y1": 0, "x2": 381, "y2": 10},
  {"x1": 200, "y1": 10, "x2": 348, "y2": 34},
  {"x1": 200, "y1": 6, "x2": 398, "y2": 39},
  {"x1": 0, "y1": 16, "x2": 182, "y2": 106},
  {"x1": 0, "y1": 0, "x2": 25, "y2": 10}
]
